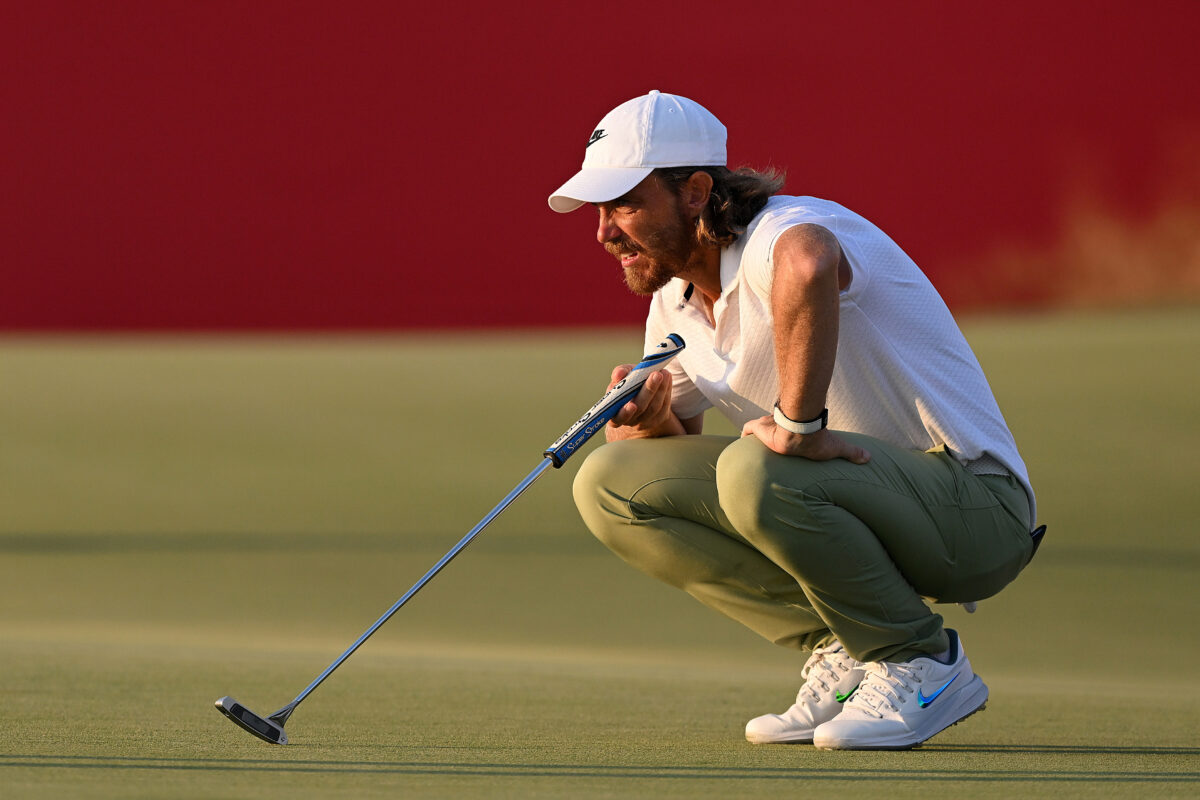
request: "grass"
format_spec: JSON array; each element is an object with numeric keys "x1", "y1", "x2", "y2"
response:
[{"x1": 1, "y1": 308, "x2": 1198, "y2": 798}]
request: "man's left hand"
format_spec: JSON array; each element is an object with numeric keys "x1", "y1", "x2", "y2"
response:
[{"x1": 741, "y1": 418, "x2": 871, "y2": 464}]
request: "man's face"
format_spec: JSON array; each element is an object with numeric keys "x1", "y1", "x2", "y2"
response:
[{"x1": 594, "y1": 176, "x2": 695, "y2": 296}]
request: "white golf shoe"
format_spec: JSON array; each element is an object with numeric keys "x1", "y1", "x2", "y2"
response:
[
  {"x1": 745, "y1": 642, "x2": 866, "y2": 744},
  {"x1": 812, "y1": 629, "x2": 988, "y2": 750}
]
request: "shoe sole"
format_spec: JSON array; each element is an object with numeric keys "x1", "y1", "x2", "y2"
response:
[
  {"x1": 745, "y1": 731, "x2": 814, "y2": 745},
  {"x1": 813, "y1": 677, "x2": 989, "y2": 751}
]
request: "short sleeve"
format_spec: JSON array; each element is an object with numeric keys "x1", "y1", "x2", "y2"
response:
[{"x1": 740, "y1": 207, "x2": 842, "y2": 302}]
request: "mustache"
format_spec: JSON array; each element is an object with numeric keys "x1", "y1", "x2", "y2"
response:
[{"x1": 604, "y1": 236, "x2": 642, "y2": 259}]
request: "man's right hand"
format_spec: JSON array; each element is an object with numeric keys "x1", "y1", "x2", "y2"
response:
[{"x1": 605, "y1": 365, "x2": 687, "y2": 441}]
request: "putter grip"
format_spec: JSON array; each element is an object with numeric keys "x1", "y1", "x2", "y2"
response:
[{"x1": 543, "y1": 333, "x2": 685, "y2": 468}]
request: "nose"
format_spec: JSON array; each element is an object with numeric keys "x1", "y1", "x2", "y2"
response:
[{"x1": 596, "y1": 208, "x2": 620, "y2": 245}]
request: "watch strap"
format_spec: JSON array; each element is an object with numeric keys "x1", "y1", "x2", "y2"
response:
[{"x1": 772, "y1": 403, "x2": 828, "y2": 435}]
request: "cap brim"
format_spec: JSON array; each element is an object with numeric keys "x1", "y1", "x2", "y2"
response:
[{"x1": 548, "y1": 166, "x2": 654, "y2": 213}]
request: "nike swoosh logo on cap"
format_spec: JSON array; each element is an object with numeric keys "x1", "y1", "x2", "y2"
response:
[{"x1": 587, "y1": 129, "x2": 607, "y2": 147}]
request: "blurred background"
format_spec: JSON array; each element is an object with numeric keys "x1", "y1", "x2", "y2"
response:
[{"x1": 2, "y1": 0, "x2": 1197, "y2": 331}]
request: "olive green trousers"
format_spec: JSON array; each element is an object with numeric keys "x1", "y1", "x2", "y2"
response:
[{"x1": 572, "y1": 433, "x2": 1033, "y2": 663}]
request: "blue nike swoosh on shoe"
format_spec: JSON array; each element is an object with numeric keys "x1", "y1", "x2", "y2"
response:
[{"x1": 917, "y1": 674, "x2": 958, "y2": 707}]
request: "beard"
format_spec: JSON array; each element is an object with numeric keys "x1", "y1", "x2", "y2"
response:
[{"x1": 604, "y1": 208, "x2": 695, "y2": 296}]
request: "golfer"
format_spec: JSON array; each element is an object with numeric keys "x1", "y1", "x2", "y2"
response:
[{"x1": 549, "y1": 91, "x2": 1042, "y2": 750}]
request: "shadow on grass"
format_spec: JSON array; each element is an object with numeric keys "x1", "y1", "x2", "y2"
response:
[
  {"x1": 930, "y1": 744, "x2": 1199, "y2": 756},
  {"x1": 3, "y1": 751, "x2": 1197, "y2": 784}
]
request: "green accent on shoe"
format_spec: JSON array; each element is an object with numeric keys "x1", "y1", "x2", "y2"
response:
[{"x1": 835, "y1": 684, "x2": 859, "y2": 703}]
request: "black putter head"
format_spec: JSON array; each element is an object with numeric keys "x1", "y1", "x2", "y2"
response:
[{"x1": 215, "y1": 696, "x2": 289, "y2": 745}]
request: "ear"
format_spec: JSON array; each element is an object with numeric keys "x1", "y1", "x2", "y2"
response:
[{"x1": 680, "y1": 170, "x2": 713, "y2": 219}]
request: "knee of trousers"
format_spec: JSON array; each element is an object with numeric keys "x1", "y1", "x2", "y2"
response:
[
  {"x1": 571, "y1": 442, "x2": 639, "y2": 551},
  {"x1": 715, "y1": 436, "x2": 815, "y2": 543},
  {"x1": 571, "y1": 441, "x2": 720, "y2": 588}
]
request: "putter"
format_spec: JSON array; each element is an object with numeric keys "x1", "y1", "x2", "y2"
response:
[{"x1": 215, "y1": 333, "x2": 686, "y2": 744}]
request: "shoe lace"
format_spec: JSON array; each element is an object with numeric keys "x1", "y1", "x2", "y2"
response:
[
  {"x1": 846, "y1": 661, "x2": 922, "y2": 717},
  {"x1": 798, "y1": 644, "x2": 854, "y2": 702}
]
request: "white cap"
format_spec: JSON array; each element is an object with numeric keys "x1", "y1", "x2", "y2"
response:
[{"x1": 548, "y1": 90, "x2": 727, "y2": 213}]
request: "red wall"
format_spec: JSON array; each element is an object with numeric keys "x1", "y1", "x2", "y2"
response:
[{"x1": 3, "y1": 1, "x2": 1197, "y2": 329}]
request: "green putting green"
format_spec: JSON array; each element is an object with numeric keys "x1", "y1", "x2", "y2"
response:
[{"x1": 1, "y1": 309, "x2": 1197, "y2": 798}]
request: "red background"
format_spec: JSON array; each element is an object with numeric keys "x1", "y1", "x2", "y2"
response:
[{"x1": 3, "y1": 1, "x2": 1197, "y2": 330}]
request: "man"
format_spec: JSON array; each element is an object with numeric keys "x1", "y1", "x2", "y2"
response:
[{"x1": 548, "y1": 90, "x2": 1041, "y2": 750}]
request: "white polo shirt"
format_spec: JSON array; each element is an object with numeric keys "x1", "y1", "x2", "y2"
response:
[{"x1": 645, "y1": 195, "x2": 1035, "y2": 522}]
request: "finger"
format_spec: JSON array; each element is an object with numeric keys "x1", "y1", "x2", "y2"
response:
[
  {"x1": 621, "y1": 370, "x2": 666, "y2": 424},
  {"x1": 608, "y1": 364, "x2": 633, "y2": 390},
  {"x1": 612, "y1": 399, "x2": 639, "y2": 426},
  {"x1": 828, "y1": 433, "x2": 870, "y2": 464},
  {"x1": 848, "y1": 445, "x2": 871, "y2": 465},
  {"x1": 741, "y1": 416, "x2": 768, "y2": 437},
  {"x1": 616, "y1": 371, "x2": 668, "y2": 427},
  {"x1": 639, "y1": 371, "x2": 673, "y2": 419}
]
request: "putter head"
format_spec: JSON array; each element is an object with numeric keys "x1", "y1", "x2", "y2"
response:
[{"x1": 215, "y1": 696, "x2": 289, "y2": 745}]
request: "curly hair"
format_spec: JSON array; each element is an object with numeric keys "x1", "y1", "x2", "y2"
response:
[{"x1": 653, "y1": 166, "x2": 786, "y2": 248}]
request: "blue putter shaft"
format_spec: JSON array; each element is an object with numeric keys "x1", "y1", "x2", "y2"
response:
[{"x1": 251, "y1": 333, "x2": 686, "y2": 734}]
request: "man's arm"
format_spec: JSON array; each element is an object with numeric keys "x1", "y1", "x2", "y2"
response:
[
  {"x1": 742, "y1": 223, "x2": 870, "y2": 463},
  {"x1": 605, "y1": 365, "x2": 703, "y2": 441}
]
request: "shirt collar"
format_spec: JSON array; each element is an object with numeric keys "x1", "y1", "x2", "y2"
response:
[
  {"x1": 671, "y1": 278, "x2": 695, "y2": 308},
  {"x1": 671, "y1": 245, "x2": 743, "y2": 307},
  {"x1": 719, "y1": 244, "x2": 742, "y2": 296}
]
